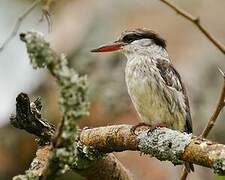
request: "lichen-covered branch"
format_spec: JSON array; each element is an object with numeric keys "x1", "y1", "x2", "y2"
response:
[
  {"x1": 159, "y1": 0, "x2": 225, "y2": 55},
  {"x1": 79, "y1": 125, "x2": 225, "y2": 175},
  {"x1": 20, "y1": 31, "x2": 90, "y2": 178},
  {"x1": 10, "y1": 94, "x2": 130, "y2": 180},
  {"x1": 11, "y1": 31, "x2": 132, "y2": 180}
]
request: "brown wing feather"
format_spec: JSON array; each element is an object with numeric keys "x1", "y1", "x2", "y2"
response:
[{"x1": 156, "y1": 60, "x2": 192, "y2": 133}]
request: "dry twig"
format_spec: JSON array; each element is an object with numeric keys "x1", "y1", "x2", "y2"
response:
[
  {"x1": 0, "y1": 0, "x2": 54, "y2": 52},
  {"x1": 180, "y1": 71, "x2": 225, "y2": 180},
  {"x1": 0, "y1": 0, "x2": 41, "y2": 52},
  {"x1": 201, "y1": 69, "x2": 225, "y2": 138},
  {"x1": 181, "y1": 69, "x2": 225, "y2": 180},
  {"x1": 40, "y1": 0, "x2": 54, "y2": 32},
  {"x1": 159, "y1": 0, "x2": 225, "y2": 55}
]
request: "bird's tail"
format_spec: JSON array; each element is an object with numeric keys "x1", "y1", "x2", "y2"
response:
[{"x1": 184, "y1": 162, "x2": 194, "y2": 172}]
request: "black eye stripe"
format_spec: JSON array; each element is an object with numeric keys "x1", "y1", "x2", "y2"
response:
[
  {"x1": 120, "y1": 29, "x2": 167, "y2": 49},
  {"x1": 122, "y1": 34, "x2": 141, "y2": 43}
]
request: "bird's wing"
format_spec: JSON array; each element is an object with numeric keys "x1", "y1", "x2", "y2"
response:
[{"x1": 156, "y1": 60, "x2": 193, "y2": 133}]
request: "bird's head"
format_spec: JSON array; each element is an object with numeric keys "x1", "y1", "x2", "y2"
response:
[{"x1": 91, "y1": 28, "x2": 167, "y2": 56}]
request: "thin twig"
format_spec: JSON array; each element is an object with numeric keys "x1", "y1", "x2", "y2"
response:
[
  {"x1": 180, "y1": 71, "x2": 225, "y2": 179},
  {"x1": 43, "y1": 9, "x2": 52, "y2": 33},
  {"x1": 201, "y1": 69, "x2": 225, "y2": 138},
  {"x1": 159, "y1": 0, "x2": 225, "y2": 55},
  {"x1": 0, "y1": 0, "x2": 41, "y2": 52},
  {"x1": 39, "y1": 0, "x2": 53, "y2": 33}
]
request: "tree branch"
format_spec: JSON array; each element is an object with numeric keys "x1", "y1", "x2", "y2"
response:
[
  {"x1": 77, "y1": 154, "x2": 132, "y2": 180},
  {"x1": 159, "y1": 0, "x2": 225, "y2": 55},
  {"x1": 79, "y1": 125, "x2": 225, "y2": 175},
  {"x1": 11, "y1": 93, "x2": 132, "y2": 180}
]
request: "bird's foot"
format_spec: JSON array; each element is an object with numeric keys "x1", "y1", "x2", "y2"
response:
[
  {"x1": 130, "y1": 123, "x2": 151, "y2": 135},
  {"x1": 147, "y1": 123, "x2": 168, "y2": 136}
]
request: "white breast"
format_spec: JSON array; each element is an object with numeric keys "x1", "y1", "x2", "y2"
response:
[{"x1": 125, "y1": 55, "x2": 185, "y2": 130}]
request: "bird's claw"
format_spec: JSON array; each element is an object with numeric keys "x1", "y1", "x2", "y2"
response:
[
  {"x1": 130, "y1": 123, "x2": 151, "y2": 135},
  {"x1": 147, "y1": 123, "x2": 168, "y2": 136},
  {"x1": 131, "y1": 123, "x2": 168, "y2": 136}
]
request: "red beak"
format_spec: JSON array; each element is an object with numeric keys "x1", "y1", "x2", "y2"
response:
[{"x1": 91, "y1": 42, "x2": 126, "y2": 53}]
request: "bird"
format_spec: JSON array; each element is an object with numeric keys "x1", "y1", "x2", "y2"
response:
[{"x1": 91, "y1": 28, "x2": 194, "y2": 172}]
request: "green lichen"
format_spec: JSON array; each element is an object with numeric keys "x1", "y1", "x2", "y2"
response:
[
  {"x1": 46, "y1": 54, "x2": 90, "y2": 177},
  {"x1": 138, "y1": 128, "x2": 192, "y2": 166},
  {"x1": 47, "y1": 147, "x2": 74, "y2": 176},
  {"x1": 73, "y1": 142, "x2": 104, "y2": 169},
  {"x1": 53, "y1": 54, "x2": 89, "y2": 145},
  {"x1": 20, "y1": 32, "x2": 54, "y2": 69},
  {"x1": 12, "y1": 170, "x2": 38, "y2": 180},
  {"x1": 213, "y1": 159, "x2": 225, "y2": 175},
  {"x1": 58, "y1": 57, "x2": 89, "y2": 120},
  {"x1": 46, "y1": 139, "x2": 103, "y2": 175},
  {"x1": 21, "y1": 31, "x2": 89, "y2": 144},
  {"x1": 20, "y1": 31, "x2": 91, "y2": 178}
]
